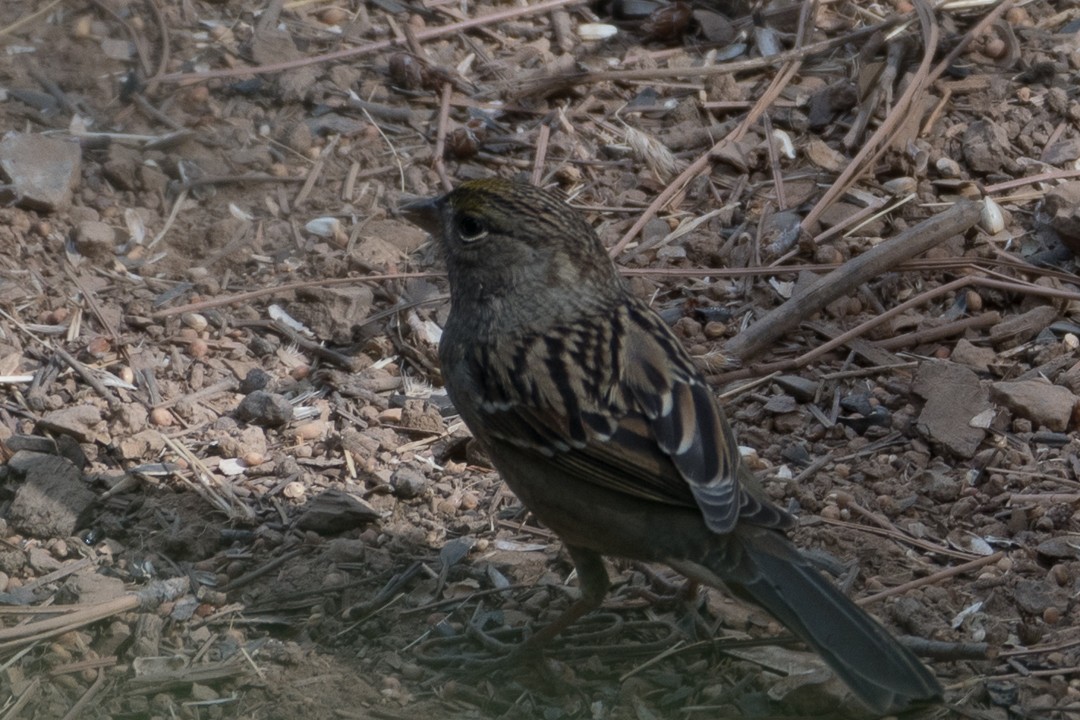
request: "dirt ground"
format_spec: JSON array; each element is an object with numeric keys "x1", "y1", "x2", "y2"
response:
[{"x1": 1, "y1": 0, "x2": 1080, "y2": 718}]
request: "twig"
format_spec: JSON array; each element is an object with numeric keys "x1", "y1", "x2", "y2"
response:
[
  {"x1": 235, "y1": 320, "x2": 357, "y2": 370},
  {"x1": 858, "y1": 552, "x2": 1005, "y2": 606},
  {"x1": 1008, "y1": 493, "x2": 1080, "y2": 504},
  {"x1": 432, "y1": 82, "x2": 453, "y2": 191},
  {"x1": 220, "y1": 548, "x2": 306, "y2": 593},
  {"x1": 0, "y1": 0, "x2": 63, "y2": 37},
  {"x1": 152, "y1": 378, "x2": 238, "y2": 411},
  {"x1": 0, "y1": 579, "x2": 188, "y2": 650},
  {"x1": 142, "y1": 0, "x2": 171, "y2": 95},
  {"x1": 874, "y1": 311, "x2": 1001, "y2": 351},
  {"x1": 150, "y1": 272, "x2": 437, "y2": 318},
  {"x1": 159, "y1": 0, "x2": 586, "y2": 84},
  {"x1": 59, "y1": 668, "x2": 105, "y2": 720},
  {"x1": 531, "y1": 122, "x2": 551, "y2": 187},
  {"x1": 52, "y1": 346, "x2": 121, "y2": 412},
  {"x1": 724, "y1": 200, "x2": 982, "y2": 362},
  {"x1": 294, "y1": 135, "x2": 339, "y2": 207}
]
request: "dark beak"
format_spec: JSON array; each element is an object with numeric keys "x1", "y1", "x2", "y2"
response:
[{"x1": 398, "y1": 195, "x2": 441, "y2": 237}]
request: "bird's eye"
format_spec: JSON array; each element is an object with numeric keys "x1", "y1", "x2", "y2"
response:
[{"x1": 456, "y1": 214, "x2": 488, "y2": 242}]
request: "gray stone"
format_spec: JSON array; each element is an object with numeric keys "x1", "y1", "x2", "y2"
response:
[
  {"x1": 913, "y1": 361, "x2": 990, "y2": 458},
  {"x1": 74, "y1": 220, "x2": 116, "y2": 260},
  {"x1": 37, "y1": 404, "x2": 107, "y2": 443},
  {"x1": 950, "y1": 338, "x2": 996, "y2": 373},
  {"x1": 7, "y1": 453, "x2": 95, "y2": 538},
  {"x1": 390, "y1": 467, "x2": 428, "y2": 499},
  {"x1": 235, "y1": 390, "x2": 293, "y2": 427},
  {"x1": 0, "y1": 132, "x2": 81, "y2": 211},
  {"x1": 991, "y1": 380, "x2": 1076, "y2": 432}
]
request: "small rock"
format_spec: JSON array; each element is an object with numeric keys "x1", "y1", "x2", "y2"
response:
[
  {"x1": 459, "y1": 491, "x2": 479, "y2": 510},
  {"x1": 74, "y1": 220, "x2": 116, "y2": 260},
  {"x1": 28, "y1": 546, "x2": 62, "y2": 573},
  {"x1": 294, "y1": 419, "x2": 328, "y2": 441},
  {"x1": 990, "y1": 306, "x2": 1058, "y2": 347},
  {"x1": 772, "y1": 411, "x2": 804, "y2": 434},
  {"x1": 913, "y1": 362, "x2": 991, "y2": 458},
  {"x1": 1044, "y1": 182, "x2": 1080, "y2": 252},
  {"x1": 1013, "y1": 579, "x2": 1067, "y2": 616},
  {"x1": 0, "y1": 132, "x2": 82, "y2": 211},
  {"x1": 239, "y1": 368, "x2": 271, "y2": 394},
  {"x1": 774, "y1": 375, "x2": 819, "y2": 402},
  {"x1": 60, "y1": 570, "x2": 126, "y2": 605},
  {"x1": 295, "y1": 489, "x2": 380, "y2": 534},
  {"x1": 919, "y1": 468, "x2": 961, "y2": 503},
  {"x1": 325, "y1": 537, "x2": 367, "y2": 562},
  {"x1": 390, "y1": 467, "x2": 428, "y2": 499},
  {"x1": 235, "y1": 391, "x2": 293, "y2": 427},
  {"x1": 763, "y1": 394, "x2": 798, "y2": 413},
  {"x1": 991, "y1": 380, "x2": 1076, "y2": 432},
  {"x1": 37, "y1": 404, "x2": 107, "y2": 443},
  {"x1": 950, "y1": 338, "x2": 996, "y2": 372},
  {"x1": 149, "y1": 408, "x2": 174, "y2": 427},
  {"x1": 400, "y1": 399, "x2": 445, "y2": 433},
  {"x1": 1036, "y1": 535, "x2": 1080, "y2": 561},
  {"x1": 962, "y1": 119, "x2": 1011, "y2": 174}
]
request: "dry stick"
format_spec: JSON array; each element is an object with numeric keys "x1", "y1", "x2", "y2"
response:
[
  {"x1": 525, "y1": 21, "x2": 890, "y2": 91},
  {"x1": 1000, "y1": 635, "x2": 1080, "y2": 659},
  {"x1": 807, "y1": 0, "x2": 1013, "y2": 233},
  {"x1": 874, "y1": 311, "x2": 1001, "y2": 351},
  {"x1": 0, "y1": 0, "x2": 63, "y2": 37},
  {"x1": 152, "y1": 377, "x2": 238, "y2": 411},
  {"x1": 0, "y1": 579, "x2": 188, "y2": 649},
  {"x1": 724, "y1": 200, "x2": 981, "y2": 362},
  {"x1": 159, "y1": 0, "x2": 584, "y2": 84},
  {"x1": 294, "y1": 134, "x2": 339, "y2": 207},
  {"x1": 1009, "y1": 493, "x2": 1080, "y2": 504},
  {"x1": 761, "y1": 114, "x2": 786, "y2": 209},
  {"x1": 87, "y1": 0, "x2": 153, "y2": 78},
  {"x1": 801, "y1": 0, "x2": 938, "y2": 232},
  {"x1": 711, "y1": 272, "x2": 1080, "y2": 384},
  {"x1": 433, "y1": 82, "x2": 454, "y2": 191},
  {"x1": 59, "y1": 668, "x2": 105, "y2": 720},
  {"x1": 984, "y1": 167, "x2": 1080, "y2": 194},
  {"x1": 142, "y1": 0, "x2": 171, "y2": 96},
  {"x1": 858, "y1": 551, "x2": 1005, "y2": 606},
  {"x1": 220, "y1": 548, "x2": 306, "y2": 593},
  {"x1": 531, "y1": 122, "x2": 552, "y2": 187},
  {"x1": 150, "y1": 271, "x2": 437, "y2": 318},
  {"x1": 52, "y1": 346, "x2": 121, "y2": 412}
]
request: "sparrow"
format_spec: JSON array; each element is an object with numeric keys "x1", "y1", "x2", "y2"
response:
[{"x1": 401, "y1": 178, "x2": 942, "y2": 714}]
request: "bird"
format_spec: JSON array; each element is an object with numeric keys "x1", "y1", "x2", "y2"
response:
[{"x1": 400, "y1": 178, "x2": 942, "y2": 714}]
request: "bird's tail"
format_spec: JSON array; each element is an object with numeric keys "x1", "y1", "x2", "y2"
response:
[{"x1": 670, "y1": 528, "x2": 942, "y2": 715}]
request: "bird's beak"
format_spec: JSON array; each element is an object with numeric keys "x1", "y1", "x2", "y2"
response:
[{"x1": 398, "y1": 195, "x2": 441, "y2": 237}]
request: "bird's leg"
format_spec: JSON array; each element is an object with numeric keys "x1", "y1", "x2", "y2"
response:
[{"x1": 517, "y1": 545, "x2": 610, "y2": 653}]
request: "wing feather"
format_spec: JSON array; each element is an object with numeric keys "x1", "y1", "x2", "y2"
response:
[{"x1": 468, "y1": 299, "x2": 792, "y2": 533}]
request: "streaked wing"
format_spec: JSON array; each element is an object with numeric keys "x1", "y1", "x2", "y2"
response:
[
  {"x1": 469, "y1": 299, "x2": 791, "y2": 532},
  {"x1": 481, "y1": 401, "x2": 698, "y2": 507},
  {"x1": 620, "y1": 303, "x2": 765, "y2": 533}
]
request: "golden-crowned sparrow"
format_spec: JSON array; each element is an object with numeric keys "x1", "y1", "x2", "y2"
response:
[{"x1": 401, "y1": 179, "x2": 941, "y2": 714}]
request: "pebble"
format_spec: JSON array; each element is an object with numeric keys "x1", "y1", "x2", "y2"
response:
[
  {"x1": 149, "y1": 408, "x2": 173, "y2": 426},
  {"x1": 390, "y1": 468, "x2": 427, "y2": 499},
  {"x1": 235, "y1": 391, "x2": 294, "y2": 427}
]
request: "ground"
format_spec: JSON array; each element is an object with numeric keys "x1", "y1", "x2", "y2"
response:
[{"x1": 1, "y1": 0, "x2": 1080, "y2": 719}]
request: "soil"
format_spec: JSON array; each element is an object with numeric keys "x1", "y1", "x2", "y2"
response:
[{"x1": 1, "y1": 1, "x2": 1080, "y2": 719}]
